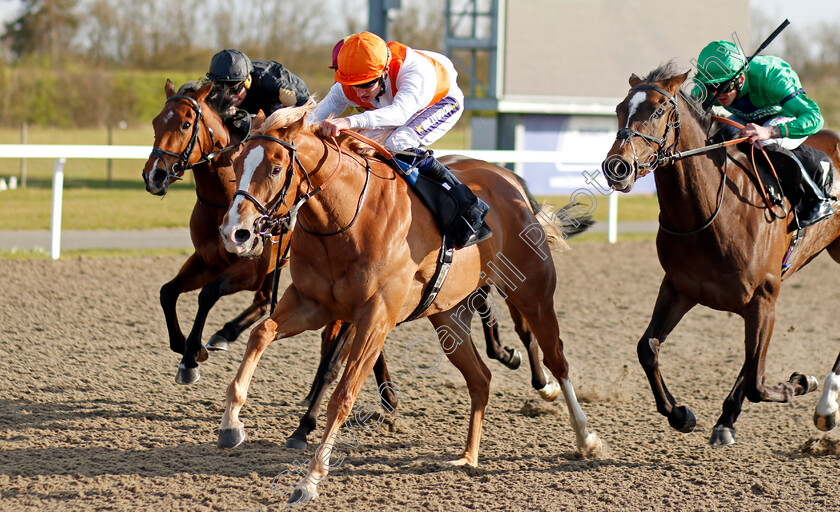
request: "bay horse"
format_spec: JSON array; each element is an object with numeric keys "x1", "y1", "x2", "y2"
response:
[
  {"x1": 141, "y1": 80, "x2": 550, "y2": 448},
  {"x1": 602, "y1": 62, "x2": 840, "y2": 446},
  {"x1": 142, "y1": 79, "x2": 280, "y2": 385},
  {"x1": 217, "y1": 105, "x2": 602, "y2": 505}
]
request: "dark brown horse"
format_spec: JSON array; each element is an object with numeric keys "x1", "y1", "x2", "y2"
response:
[
  {"x1": 217, "y1": 105, "x2": 602, "y2": 505},
  {"x1": 603, "y1": 63, "x2": 840, "y2": 446}
]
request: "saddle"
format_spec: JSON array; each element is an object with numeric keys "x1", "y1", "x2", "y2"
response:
[{"x1": 739, "y1": 141, "x2": 834, "y2": 207}]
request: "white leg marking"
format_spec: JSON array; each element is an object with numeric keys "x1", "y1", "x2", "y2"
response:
[{"x1": 816, "y1": 372, "x2": 840, "y2": 417}]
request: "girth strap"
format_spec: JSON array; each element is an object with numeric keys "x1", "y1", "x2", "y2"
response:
[{"x1": 399, "y1": 234, "x2": 455, "y2": 324}]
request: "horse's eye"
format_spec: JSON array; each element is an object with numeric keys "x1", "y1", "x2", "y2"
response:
[
  {"x1": 651, "y1": 108, "x2": 664, "y2": 120},
  {"x1": 272, "y1": 166, "x2": 282, "y2": 176},
  {"x1": 182, "y1": 121, "x2": 191, "y2": 129}
]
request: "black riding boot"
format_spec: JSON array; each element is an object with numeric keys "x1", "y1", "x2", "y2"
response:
[
  {"x1": 415, "y1": 154, "x2": 492, "y2": 247},
  {"x1": 788, "y1": 147, "x2": 834, "y2": 227}
]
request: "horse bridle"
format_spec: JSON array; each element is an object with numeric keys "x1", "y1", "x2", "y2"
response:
[
  {"x1": 149, "y1": 94, "x2": 246, "y2": 181},
  {"x1": 615, "y1": 84, "x2": 735, "y2": 236},
  {"x1": 233, "y1": 134, "x2": 370, "y2": 239},
  {"x1": 614, "y1": 84, "x2": 682, "y2": 174}
]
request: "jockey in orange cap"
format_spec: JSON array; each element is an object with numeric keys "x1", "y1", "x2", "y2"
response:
[{"x1": 311, "y1": 31, "x2": 490, "y2": 248}]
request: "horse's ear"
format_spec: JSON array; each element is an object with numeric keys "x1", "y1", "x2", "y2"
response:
[
  {"x1": 663, "y1": 72, "x2": 690, "y2": 93},
  {"x1": 629, "y1": 74, "x2": 643, "y2": 87},
  {"x1": 165, "y1": 79, "x2": 175, "y2": 98},
  {"x1": 253, "y1": 110, "x2": 267, "y2": 131},
  {"x1": 195, "y1": 81, "x2": 214, "y2": 103}
]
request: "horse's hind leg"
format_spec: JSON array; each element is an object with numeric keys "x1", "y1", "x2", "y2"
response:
[
  {"x1": 815, "y1": 351, "x2": 840, "y2": 431},
  {"x1": 712, "y1": 294, "x2": 819, "y2": 446},
  {"x1": 474, "y1": 286, "x2": 522, "y2": 370},
  {"x1": 513, "y1": 297, "x2": 601, "y2": 457},
  {"x1": 428, "y1": 305, "x2": 492, "y2": 467},
  {"x1": 506, "y1": 303, "x2": 559, "y2": 401},
  {"x1": 207, "y1": 272, "x2": 273, "y2": 351}
]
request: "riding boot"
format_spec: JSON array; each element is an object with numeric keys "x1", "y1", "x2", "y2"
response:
[
  {"x1": 415, "y1": 153, "x2": 492, "y2": 247},
  {"x1": 789, "y1": 149, "x2": 834, "y2": 227}
]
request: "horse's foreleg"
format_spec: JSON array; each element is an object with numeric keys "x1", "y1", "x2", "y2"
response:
[
  {"x1": 712, "y1": 294, "x2": 818, "y2": 446},
  {"x1": 285, "y1": 321, "x2": 354, "y2": 450},
  {"x1": 372, "y1": 348, "x2": 397, "y2": 411},
  {"x1": 289, "y1": 310, "x2": 391, "y2": 507},
  {"x1": 207, "y1": 273, "x2": 272, "y2": 351},
  {"x1": 638, "y1": 277, "x2": 697, "y2": 434},
  {"x1": 815, "y1": 352, "x2": 840, "y2": 431},
  {"x1": 160, "y1": 253, "x2": 213, "y2": 355},
  {"x1": 218, "y1": 285, "x2": 331, "y2": 450},
  {"x1": 177, "y1": 268, "x2": 265, "y2": 385}
]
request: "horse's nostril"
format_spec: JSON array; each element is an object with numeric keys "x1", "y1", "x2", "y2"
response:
[
  {"x1": 234, "y1": 229, "x2": 251, "y2": 244},
  {"x1": 605, "y1": 157, "x2": 632, "y2": 181}
]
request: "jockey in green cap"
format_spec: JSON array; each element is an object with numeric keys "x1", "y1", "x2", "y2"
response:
[{"x1": 692, "y1": 40, "x2": 834, "y2": 227}]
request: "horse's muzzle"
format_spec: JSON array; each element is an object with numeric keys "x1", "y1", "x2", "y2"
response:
[
  {"x1": 601, "y1": 155, "x2": 636, "y2": 191},
  {"x1": 143, "y1": 168, "x2": 168, "y2": 196}
]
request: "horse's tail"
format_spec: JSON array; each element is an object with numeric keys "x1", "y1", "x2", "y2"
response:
[{"x1": 508, "y1": 171, "x2": 594, "y2": 242}]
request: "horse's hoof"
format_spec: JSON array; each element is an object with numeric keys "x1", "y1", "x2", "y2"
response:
[
  {"x1": 709, "y1": 425, "x2": 736, "y2": 447},
  {"x1": 790, "y1": 372, "x2": 819, "y2": 394},
  {"x1": 814, "y1": 409, "x2": 839, "y2": 432},
  {"x1": 288, "y1": 485, "x2": 318, "y2": 507},
  {"x1": 284, "y1": 436, "x2": 308, "y2": 450},
  {"x1": 503, "y1": 347, "x2": 522, "y2": 370},
  {"x1": 175, "y1": 364, "x2": 200, "y2": 385},
  {"x1": 380, "y1": 389, "x2": 399, "y2": 412},
  {"x1": 668, "y1": 405, "x2": 696, "y2": 433},
  {"x1": 195, "y1": 344, "x2": 208, "y2": 363},
  {"x1": 537, "y1": 378, "x2": 561, "y2": 402},
  {"x1": 218, "y1": 426, "x2": 246, "y2": 449},
  {"x1": 206, "y1": 335, "x2": 230, "y2": 352}
]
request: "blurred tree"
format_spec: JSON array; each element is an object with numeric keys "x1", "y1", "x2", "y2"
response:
[{"x1": 2, "y1": 0, "x2": 80, "y2": 67}]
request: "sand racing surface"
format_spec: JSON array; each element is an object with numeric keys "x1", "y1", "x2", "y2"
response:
[{"x1": 1, "y1": 240, "x2": 839, "y2": 511}]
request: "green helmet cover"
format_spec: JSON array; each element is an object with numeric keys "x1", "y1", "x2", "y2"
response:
[{"x1": 696, "y1": 41, "x2": 746, "y2": 84}]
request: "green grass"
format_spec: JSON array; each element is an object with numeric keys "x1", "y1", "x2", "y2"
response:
[{"x1": 0, "y1": 124, "x2": 661, "y2": 253}]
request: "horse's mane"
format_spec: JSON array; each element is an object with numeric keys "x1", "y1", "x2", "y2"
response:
[
  {"x1": 640, "y1": 61, "x2": 713, "y2": 129},
  {"x1": 176, "y1": 78, "x2": 227, "y2": 115},
  {"x1": 256, "y1": 104, "x2": 376, "y2": 157}
]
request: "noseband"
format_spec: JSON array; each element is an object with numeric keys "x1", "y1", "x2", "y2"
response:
[
  {"x1": 615, "y1": 84, "x2": 682, "y2": 173},
  {"x1": 233, "y1": 134, "x2": 308, "y2": 238},
  {"x1": 232, "y1": 133, "x2": 370, "y2": 239}
]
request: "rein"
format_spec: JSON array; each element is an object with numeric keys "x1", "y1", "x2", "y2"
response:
[
  {"x1": 619, "y1": 85, "x2": 787, "y2": 235},
  {"x1": 233, "y1": 133, "x2": 368, "y2": 239},
  {"x1": 150, "y1": 94, "x2": 248, "y2": 181}
]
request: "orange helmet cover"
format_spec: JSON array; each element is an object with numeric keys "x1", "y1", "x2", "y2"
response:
[{"x1": 335, "y1": 32, "x2": 390, "y2": 85}]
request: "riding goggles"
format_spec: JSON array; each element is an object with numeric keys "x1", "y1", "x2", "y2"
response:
[
  {"x1": 705, "y1": 78, "x2": 738, "y2": 97},
  {"x1": 353, "y1": 77, "x2": 380, "y2": 90}
]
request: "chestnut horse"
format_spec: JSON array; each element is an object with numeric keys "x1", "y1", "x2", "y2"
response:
[
  {"x1": 217, "y1": 105, "x2": 601, "y2": 505},
  {"x1": 141, "y1": 80, "x2": 551, "y2": 447},
  {"x1": 603, "y1": 63, "x2": 840, "y2": 446}
]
